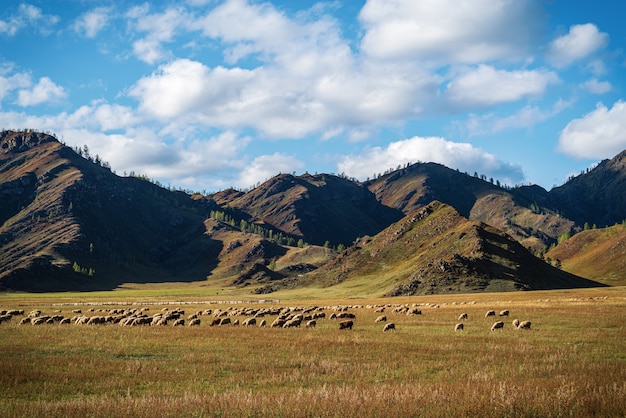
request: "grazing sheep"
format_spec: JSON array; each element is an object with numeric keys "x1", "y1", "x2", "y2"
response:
[
  {"x1": 306, "y1": 320, "x2": 316, "y2": 328},
  {"x1": 458, "y1": 313, "x2": 468, "y2": 321},
  {"x1": 339, "y1": 320, "x2": 354, "y2": 330},
  {"x1": 210, "y1": 318, "x2": 221, "y2": 326},
  {"x1": 491, "y1": 321, "x2": 504, "y2": 331},
  {"x1": 59, "y1": 318, "x2": 71, "y2": 325},
  {"x1": 518, "y1": 320, "x2": 532, "y2": 330},
  {"x1": 258, "y1": 319, "x2": 267, "y2": 327},
  {"x1": 189, "y1": 318, "x2": 201, "y2": 327},
  {"x1": 271, "y1": 318, "x2": 286, "y2": 328},
  {"x1": 383, "y1": 323, "x2": 395, "y2": 332},
  {"x1": 455, "y1": 323, "x2": 464, "y2": 332},
  {"x1": 485, "y1": 310, "x2": 496, "y2": 318},
  {"x1": 219, "y1": 317, "x2": 231, "y2": 326},
  {"x1": 375, "y1": 315, "x2": 387, "y2": 323},
  {"x1": 19, "y1": 317, "x2": 31, "y2": 325},
  {"x1": 407, "y1": 308, "x2": 421, "y2": 316},
  {"x1": 283, "y1": 318, "x2": 302, "y2": 328},
  {"x1": 512, "y1": 319, "x2": 520, "y2": 328},
  {"x1": 499, "y1": 310, "x2": 510, "y2": 317},
  {"x1": 173, "y1": 319, "x2": 184, "y2": 326},
  {"x1": 0, "y1": 314, "x2": 11, "y2": 324},
  {"x1": 242, "y1": 317, "x2": 257, "y2": 327}
]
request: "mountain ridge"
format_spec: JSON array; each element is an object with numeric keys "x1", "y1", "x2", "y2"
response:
[{"x1": 0, "y1": 130, "x2": 622, "y2": 294}]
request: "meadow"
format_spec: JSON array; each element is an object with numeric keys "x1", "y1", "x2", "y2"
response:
[{"x1": 1, "y1": 286, "x2": 625, "y2": 417}]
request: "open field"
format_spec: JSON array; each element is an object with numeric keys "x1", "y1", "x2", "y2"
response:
[{"x1": 1, "y1": 286, "x2": 625, "y2": 417}]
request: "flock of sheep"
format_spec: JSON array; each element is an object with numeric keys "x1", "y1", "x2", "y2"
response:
[{"x1": 0, "y1": 303, "x2": 532, "y2": 333}]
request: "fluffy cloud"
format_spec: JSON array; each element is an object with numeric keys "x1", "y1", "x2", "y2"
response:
[
  {"x1": 126, "y1": 5, "x2": 190, "y2": 64},
  {"x1": 337, "y1": 136, "x2": 524, "y2": 184},
  {"x1": 0, "y1": 69, "x2": 30, "y2": 103},
  {"x1": 547, "y1": 24, "x2": 608, "y2": 68},
  {"x1": 16, "y1": 77, "x2": 66, "y2": 107},
  {"x1": 235, "y1": 153, "x2": 304, "y2": 189},
  {"x1": 558, "y1": 101, "x2": 626, "y2": 159},
  {"x1": 445, "y1": 65, "x2": 558, "y2": 107},
  {"x1": 73, "y1": 7, "x2": 110, "y2": 38},
  {"x1": 359, "y1": 0, "x2": 543, "y2": 64}
]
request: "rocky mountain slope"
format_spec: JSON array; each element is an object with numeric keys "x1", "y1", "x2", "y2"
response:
[
  {"x1": 0, "y1": 130, "x2": 622, "y2": 293},
  {"x1": 297, "y1": 201, "x2": 602, "y2": 296}
]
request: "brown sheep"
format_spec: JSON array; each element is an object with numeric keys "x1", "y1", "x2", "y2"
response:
[
  {"x1": 383, "y1": 323, "x2": 395, "y2": 332},
  {"x1": 512, "y1": 319, "x2": 520, "y2": 328},
  {"x1": 375, "y1": 315, "x2": 387, "y2": 323},
  {"x1": 455, "y1": 323, "x2": 464, "y2": 332},
  {"x1": 518, "y1": 320, "x2": 532, "y2": 330},
  {"x1": 485, "y1": 310, "x2": 496, "y2": 318},
  {"x1": 339, "y1": 320, "x2": 353, "y2": 330},
  {"x1": 458, "y1": 313, "x2": 468, "y2": 321},
  {"x1": 491, "y1": 321, "x2": 504, "y2": 331},
  {"x1": 499, "y1": 310, "x2": 510, "y2": 317}
]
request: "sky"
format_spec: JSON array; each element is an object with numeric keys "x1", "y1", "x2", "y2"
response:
[{"x1": 1, "y1": 0, "x2": 625, "y2": 193}]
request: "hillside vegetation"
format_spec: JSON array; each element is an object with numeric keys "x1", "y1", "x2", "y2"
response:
[{"x1": 0, "y1": 130, "x2": 624, "y2": 293}]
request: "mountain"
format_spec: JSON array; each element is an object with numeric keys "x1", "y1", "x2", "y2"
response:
[
  {"x1": 0, "y1": 130, "x2": 622, "y2": 294},
  {"x1": 0, "y1": 130, "x2": 224, "y2": 291},
  {"x1": 546, "y1": 223, "x2": 626, "y2": 286},
  {"x1": 366, "y1": 162, "x2": 577, "y2": 253},
  {"x1": 213, "y1": 172, "x2": 403, "y2": 248},
  {"x1": 547, "y1": 150, "x2": 626, "y2": 228},
  {"x1": 296, "y1": 201, "x2": 602, "y2": 296}
]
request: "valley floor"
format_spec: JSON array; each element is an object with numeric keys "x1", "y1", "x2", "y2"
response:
[{"x1": 1, "y1": 286, "x2": 625, "y2": 417}]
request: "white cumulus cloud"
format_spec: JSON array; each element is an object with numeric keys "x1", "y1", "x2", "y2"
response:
[
  {"x1": 16, "y1": 76, "x2": 66, "y2": 107},
  {"x1": 547, "y1": 23, "x2": 608, "y2": 68},
  {"x1": 359, "y1": 0, "x2": 543, "y2": 64},
  {"x1": 337, "y1": 136, "x2": 524, "y2": 184},
  {"x1": 558, "y1": 101, "x2": 626, "y2": 159},
  {"x1": 73, "y1": 7, "x2": 110, "y2": 38},
  {"x1": 236, "y1": 153, "x2": 305, "y2": 189},
  {"x1": 445, "y1": 65, "x2": 558, "y2": 108}
]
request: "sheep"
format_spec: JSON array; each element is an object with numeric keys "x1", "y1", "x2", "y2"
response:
[
  {"x1": 19, "y1": 317, "x2": 31, "y2": 325},
  {"x1": 512, "y1": 319, "x2": 520, "y2": 328},
  {"x1": 271, "y1": 318, "x2": 286, "y2": 328},
  {"x1": 458, "y1": 313, "x2": 468, "y2": 321},
  {"x1": 383, "y1": 323, "x2": 396, "y2": 332},
  {"x1": 407, "y1": 308, "x2": 421, "y2": 316},
  {"x1": 258, "y1": 319, "x2": 267, "y2": 327},
  {"x1": 499, "y1": 310, "x2": 510, "y2": 317},
  {"x1": 0, "y1": 314, "x2": 11, "y2": 324},
  {"x1": 306, "y1": 320, "x2": 316, "y2": 328},
  {"x1": 219, "y1": 317, "x2": 231, "y2": 326},
  {"x1": 518, "y1": 321, "x2": 532, "y2": 330},
  {"x1": 485, "y1": 310, "x2": 496, "y2": 318},
  {"x1": 242, "y1": 317, "x2": 257, "y2": 327},
  {"x1": 59, "y1": 318, "x2": 71, "y2": 325},
  {"x1": 173, "y1": 319, "x2": 185, "y2": 326},
  {"x1": 375, "y1": 315, "x2": 387, "y2": 323},
  {"x1": 283, "y1": 318, "x2": 302, "y2": 328},
  {"x1": 491, "y1": 321, "x2": 504, "y2": 331},
  {"x1": 339, "y1": 320, "x2": 354, "y2": 330},
  {"x1": 455, "y1": 323, "x2": 464, "y2": 332},
  {"x1": 189, "y1": 318, "x2": 201, "y2": 327}
]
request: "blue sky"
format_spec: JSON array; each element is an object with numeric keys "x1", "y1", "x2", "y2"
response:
[{"x1": 1, "y1": 0, "x2": 625, "y2": 192}]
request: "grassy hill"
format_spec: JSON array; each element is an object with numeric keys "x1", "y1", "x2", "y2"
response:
[
  {"x1": 546, "y1": 223, "x2": 626, "y2": 286},
  {"x1": 297, "y1": 201, "x2": 602, "y2": 296}
]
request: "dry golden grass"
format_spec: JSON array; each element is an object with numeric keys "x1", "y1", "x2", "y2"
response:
[{"x1": 1, "y1": 286, "x2": 625, "y2": 417}]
